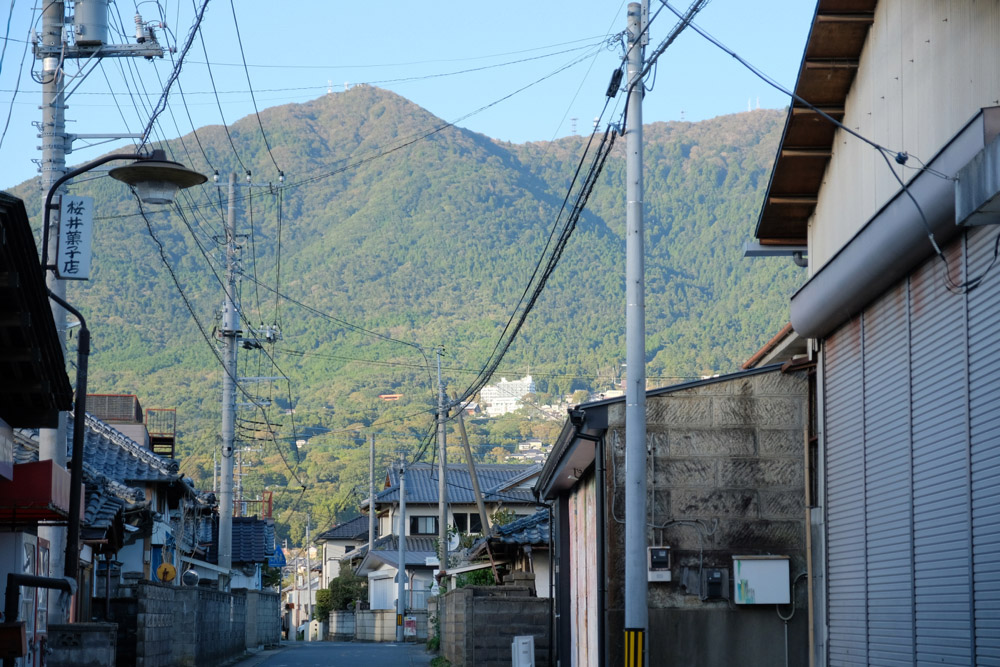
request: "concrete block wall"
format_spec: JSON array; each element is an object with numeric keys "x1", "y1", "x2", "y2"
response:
[
  {"x1": 194, "y1": 588, "x2": 246, "y2": 665},
  {"x1": 442, "y1": 587, "x2": 550, "y2": 667},
  {"x1": 328, "y1": 610, "x2": 356, "y2": 640},
  {"x1": 133, "y1": 582, "x2": 176, "y2": 667},
  {"x1": 245, "y1": 589, "x2": 281, "y2": 648},
  {"x1": 355, "y1": 609, "x2": 397, "y2": 642},
  {"x1": 48, "y1": 623, "x2": 117, "y2": 667},
  {"x1": 604, "y1": 369, "x2": 809, "y2": 666}
]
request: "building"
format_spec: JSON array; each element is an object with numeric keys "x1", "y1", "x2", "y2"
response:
[
  {"x1": 315, "y1": 515, "x2": 370, "y2": 588},
  {"x1": 536, "y1": 365, "x2": 809, "y2": 666},
  {"x1": 343, "y1": 462, "x2": 542, "y2": 613},
  {"x1": 0, "y1": 192, "x2": 74, "y2": 667},
  {"x1": 480, "y1": 375, "x2": 536, "y2": 416},
  {"x1": 753, "y1": 2, "x2": 1000, "y2": 664}
]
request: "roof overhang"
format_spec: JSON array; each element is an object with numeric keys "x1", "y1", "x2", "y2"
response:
[
  {"x1": 755, "y1": 0, "x2": 878, "y2": 245},
  {"x1": 790, "y1": 107, "x2": 1000, "y2": 339},
  {"x1": 0, "y1": 193, "x2": 73, "y2": 427}
]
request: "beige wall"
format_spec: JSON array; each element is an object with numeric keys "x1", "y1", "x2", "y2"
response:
[{"x1": 810, "y1": 0, "x2": 1000, "y2": 269}]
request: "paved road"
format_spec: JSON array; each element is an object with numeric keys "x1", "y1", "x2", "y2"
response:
[{"x1": 234, "y1": 641, "x2": 435, "y2": 667}]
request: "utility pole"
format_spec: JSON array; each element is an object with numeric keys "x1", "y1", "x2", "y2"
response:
[
  {"x1": 34, "y1": 1, "x2": 161, "y2": 621},
  {"x1": 436, "y1": 349, "x2": 448, "y2": 575},
  {"x1": 624, "y1": 3, "x2": 649, "y2": 665},
  {"x1": 219, "y1": 173, "x2": 239, "y2": 590},
  {"x1": 305, "y1": 515, "x2": 312, "y2": 641},
  {"x1": 396, "y1": 454, "x2": 407, "y2": 642},
  {"x1": 369, "y1": 433, "x2": 376, "y2": 554},
  {"x1": 36, "y1": 0, "x2": 68, "y2": 622}
]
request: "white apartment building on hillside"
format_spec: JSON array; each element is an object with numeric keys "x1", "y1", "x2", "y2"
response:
[{"x1": 480, "y1": 375, "x2": 536, "y2": 416}]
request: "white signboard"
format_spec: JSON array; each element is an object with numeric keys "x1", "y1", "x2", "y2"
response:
[
  {"x1": 733, "y1": 555, "x2": 790, "y2": 604},
  {"x1": 56, "y1": 195, "x2": 94, "y2": 280}
]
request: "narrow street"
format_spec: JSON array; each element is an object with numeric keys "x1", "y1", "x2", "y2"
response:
[{"x1": 235, "y1": 641, "x2": 434, "y2": 667}]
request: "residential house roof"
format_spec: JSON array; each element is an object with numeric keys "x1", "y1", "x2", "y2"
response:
[
  {"x1": 205, "y1": 515, "x2": 275, "y2": 565},
  {"x1": 316, "y1": 515, "x2": 369, "y2": 542},
  {"x1": 352, "y1": 534, "x2": 439, "y2": 572},
  {"x1": 72, "y1": 413, "x2": 181, "y2": 485},
  {"x1": 374, "y1": 463, "x2": 540, "y2": 506},
  {"x1": 755, "y1": 0, "x2": 878, "y2": 245},
  {"x1": 492, "y1": 510, "x2": 549, "y2": 546}
]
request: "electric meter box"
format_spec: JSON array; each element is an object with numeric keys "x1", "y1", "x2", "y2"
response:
[
  {"x1": 647, "y1": 546, "x2": 671, "y2": 582},
  {"x1": 732, "y1": 555, "x2": 790, "y2": 604}
]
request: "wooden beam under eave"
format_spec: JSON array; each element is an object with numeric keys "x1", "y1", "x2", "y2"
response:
[
  {"x1": 816, "y1": 13, "x2": 874, "y2": 24},
  {"x1": 792, "y1": 106, "x2": 845, "y2": 117},
  {"x1": 781, "y1": 148, "x2": 833, "y2": 158},
  {"x1": 804, "y1": 59, "x2": 860, "y2": 70},
  {"x1": 769, "y1": 196, "x2": 819, "y2": 206}
]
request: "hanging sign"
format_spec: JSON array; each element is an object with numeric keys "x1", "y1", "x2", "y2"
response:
[{"x1": 56, "y1": 195, "x2": 94, "y2": 280}]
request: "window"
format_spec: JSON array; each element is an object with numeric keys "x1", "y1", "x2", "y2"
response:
[
  {"x1": 453, "y1": 513, "x2": 484, "y2": 534},
  {"x1": 410, "y1": 516, "x2": 437, "y2": 535}
]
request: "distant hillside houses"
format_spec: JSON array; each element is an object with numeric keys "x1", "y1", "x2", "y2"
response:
[
  {"x1": 507, "y1": 439, "x2": 551, "y2": 464},
  {"x1": 480, "y1": 375, "x2": 535, "y2": 416}
]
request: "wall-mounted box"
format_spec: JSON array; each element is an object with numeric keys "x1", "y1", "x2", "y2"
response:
[
  {"x1": 647, "y1": 546, "x2": 671, "y2": 583},
  {"x1": 732, "y1": 555, "x2": 790, "y2": 604}
]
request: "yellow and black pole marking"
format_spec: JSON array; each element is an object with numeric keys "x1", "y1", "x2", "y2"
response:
[
  {"x1": 397, "y1": 613, "x2": 403, "y2": 626},
  {"x1": 624, "y1": 628, "x2": 645, "y2": 667}
]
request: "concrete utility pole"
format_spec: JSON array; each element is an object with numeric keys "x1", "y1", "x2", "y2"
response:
[
  {"x1": 369, "y1": 433, "x2": 376, "y2": 554},
  {"x1": 305, "y1": 515, "x2": 312, "y2": 641},
  {"x1": 219, "y1": 173, "x2": 239, "y2": 590},
  {"x1": 436, "y1": 348, "x2": 448, "y2": 573},
  {"x1": 396, "y1": 455, "x2": 407, "y2": 642},
  {"x1": 624, "y1": 3, "x2": 649, "y2": 664},
  {"x1": 36, "y1": 0, "x2": 68, "y2": 622},
  {"x1": 34, "y1": 1, "x2": 161, "y2": 620}
]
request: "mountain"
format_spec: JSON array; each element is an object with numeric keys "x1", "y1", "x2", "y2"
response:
[{"x1": 9, "y1": 87, "x2": 799, "y2": 541}]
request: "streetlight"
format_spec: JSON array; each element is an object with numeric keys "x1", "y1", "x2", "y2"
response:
[{"x1": 39, "y1": 148, "x2": 205, "y2": 581}]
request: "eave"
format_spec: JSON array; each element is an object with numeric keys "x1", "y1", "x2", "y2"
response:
[{"x1": 755, "y1": 0, "x2": 877, "y2": 245}]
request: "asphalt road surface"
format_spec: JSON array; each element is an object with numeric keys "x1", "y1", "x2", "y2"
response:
[{"x1": 235, "y1": 641, "x2": 434, "y2": 667}]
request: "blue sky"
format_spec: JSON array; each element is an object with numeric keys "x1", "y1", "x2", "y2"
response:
[{"x1": 0, "y1": 1, "x2": 814, "y2": 189}]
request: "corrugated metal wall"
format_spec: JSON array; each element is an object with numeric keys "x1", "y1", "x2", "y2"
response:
[{"x1": 822, "y1": 227, "x2": 1000, "y2": 665}]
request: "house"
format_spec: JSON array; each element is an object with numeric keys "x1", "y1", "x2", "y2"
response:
[
  {"x1": 315, "y1": 515, "x2": 370, "y2": 588},
  {"x1": 0, "y1": 192, "x2": 75, "y2": 667},
  {"x1": 535, "y1": 365, "x2": 809, "y2": 666},
  {"x1": 752, "y1": 2, "x2": 1000, "y2": 664},
  {"x1": 343, "y1": 462, "x2": 542, "y2": 613},
  {"x1": 469, "y1": 508, "x2": 551, "y2": 597}
]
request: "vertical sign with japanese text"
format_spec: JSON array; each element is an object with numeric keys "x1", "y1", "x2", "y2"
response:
[{"x1": 56, "y1": 195, "x2": 94, "y2": 280}]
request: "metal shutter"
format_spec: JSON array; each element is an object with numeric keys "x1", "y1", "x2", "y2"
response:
[
  {"x1": 824, "y1": 316, "x2": 868, "y2": 666},
  {"x1": 909, "y1": 244, "x2": 973, "y2": 665},
  {"x1": 968, "y1": 225, "x2": 1000, "y2": 666},
  {"x1": 862, "y1": 283, "x2": 914, "y2": 666}
]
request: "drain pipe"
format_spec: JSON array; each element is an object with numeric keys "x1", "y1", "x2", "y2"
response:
[
  {"x1": 595, "y1": 435, "x2": 607, "y2": 667},
  {"x1": 3, "y1": 573, "x2": 76, "y2": 667}
]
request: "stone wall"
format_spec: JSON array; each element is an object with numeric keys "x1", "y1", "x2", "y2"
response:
[
  {"x1": 604, "y1": 369, "x2": 809, "y2": 666},
  {"x1": 328, "y1": 610, "x2": 355, "y2": 640},
  {"x1": 244, "y1": 589, "x2": 281, "y2": 649},
  {"x1": 48, "y1": 623, "x2": 117, "y2": 667},
  {"x1": 97, "y1": 581, "x2": 252, "y2": 667},
  {"x1": 441, "y1": 586, "x2": 550, "y2": 667},
  {"x1": 355, "y1": 609, "x2": 397, "y2": 642}
]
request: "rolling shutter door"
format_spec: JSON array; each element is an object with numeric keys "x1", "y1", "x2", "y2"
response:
[
  {"x1": 862, "y1": 283, "x2": 914, "y2": 665},
  {"x1": 968, "y1": 225, "x2": 1000, "y2": 665},
  {"x1": 824, "y1": 317, "x2": 868, "y2": 665},
  {"x1": 909, "y1": 244, "x2": 972, "y2": 665}
]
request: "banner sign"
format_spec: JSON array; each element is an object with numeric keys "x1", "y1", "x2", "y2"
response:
[{"x1": 56, "y1": 195, "x2": 94, "y2": 280}]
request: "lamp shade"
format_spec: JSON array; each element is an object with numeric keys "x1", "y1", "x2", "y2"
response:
[{"x1": 109, "y1": 153, "x2": 207, "y2": 205}]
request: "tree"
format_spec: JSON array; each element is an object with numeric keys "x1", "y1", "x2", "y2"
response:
[{"x1": 328, "y1": 568, "x2": 368, "y2": 611}]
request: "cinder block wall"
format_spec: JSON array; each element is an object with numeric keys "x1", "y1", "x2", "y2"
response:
[
  {"x1": 442, "y1": 586, "x2": 550, "y2": 667},
  {"x1": 604, "y1": 369, "x2": 809, "y2": 666}
]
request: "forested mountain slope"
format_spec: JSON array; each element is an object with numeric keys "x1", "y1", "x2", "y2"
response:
[{"x1": 9, "y1": 87, "x2": 799, "y2": 539}]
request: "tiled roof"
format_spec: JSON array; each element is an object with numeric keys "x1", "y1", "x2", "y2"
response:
[
  {"x1": 354, "y1": 534, "x2": 438, "y2": 570},
  {"x1": 493, "y1": 509, "x2": 549, "y2": 546},
  {"x1": 71, "y1": 414, "x2": 180, "y2": 484},
  {"x1": 376, "y1": 463, "x2": 540, "y2": 506},
  {"x1": 206, "y1": 516, "x2": 275, "y2": 565},
  {"x1": 316, "y1": 515, "x2": 370, "y2": 542}
]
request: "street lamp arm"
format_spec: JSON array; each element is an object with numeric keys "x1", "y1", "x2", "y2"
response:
[{"x1": 39, "y1": 150, "x2": 150, "y2": 273}]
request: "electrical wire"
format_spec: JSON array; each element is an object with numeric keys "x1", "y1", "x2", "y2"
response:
[
  {"x1": 0, "y1": 0, "x2": 30, "y2": 151},
  {"x1": 138, "y1": 0, "x2": 210, "y2": 150},
  {"x1": 227, "y1": 0, "x2": 282, "y2": 177}
]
